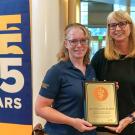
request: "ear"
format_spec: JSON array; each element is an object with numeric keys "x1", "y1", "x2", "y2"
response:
[{"x1": 64, "y1": 40, "x2": 68, "y2": 49}]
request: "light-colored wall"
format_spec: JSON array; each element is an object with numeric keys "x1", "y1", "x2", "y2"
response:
[
  {"x1": 68, "y1": 0, "x2": 80, "y2": 23},
  {"x1": 32, "y1": 0, "x2": 68, "y2": 126}
]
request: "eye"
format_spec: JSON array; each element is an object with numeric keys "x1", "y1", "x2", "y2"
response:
[
  {"x1": 81, "y1": 39, "x2": 86, "y2": 43},
  {"x1": 70, "y1": 39, "x2": 78, "y2": 44},
  {"x1": 118, "y1": 22, "x2": 127, "y2": 27},
  {"x1": 80, "y1": 39, "x2": 88, "y2": 44},
  {"x1": 109, "y1": 23, "x2": 117, "y2": 28},
  {"x1": 81, "y1": 39, "x2": 86, "y2": 42}
]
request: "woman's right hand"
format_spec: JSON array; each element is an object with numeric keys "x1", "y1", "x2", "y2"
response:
[{"x1": 71, "y1": 118, "x2": 96, "y2": 132}]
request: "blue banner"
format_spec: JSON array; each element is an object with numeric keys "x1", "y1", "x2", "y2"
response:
[{"x1": 0, "y1": 0, "x2": 32, "y2": 131}]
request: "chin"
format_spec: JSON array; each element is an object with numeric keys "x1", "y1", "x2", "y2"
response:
[
  {"x1": 75, "y1": 55, "x2": 84, "y2": 59},
  {"x1": 114, "y1": 36, "x2": 125, "y2": 41}
]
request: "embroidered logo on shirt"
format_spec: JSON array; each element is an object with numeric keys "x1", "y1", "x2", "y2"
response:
[{"x1": 41, "y1": 82, "x2": 49, "y2": 89}]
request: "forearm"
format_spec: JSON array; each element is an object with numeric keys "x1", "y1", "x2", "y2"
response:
[
  {"x1": 131, "y1": 111, "x2": 135, "y2": 116},
  {"x1": 105, "y1": 111, "x2": 135, "y2": 133},
  {"x1": 35, "y1": 96, "x2": 96, "y2": 132},
  {"x1": 127, "y1": 111, "x2": 135, "y2": 124},
  {"x1": 120, "y1": 111, "x2": 135, "y2": 126},
  {"x1": 36, "y1": 106, "x2": 75, "y2": 126}
]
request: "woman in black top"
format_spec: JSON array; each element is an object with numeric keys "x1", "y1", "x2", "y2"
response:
[{"x1": 91, "y1": 10, "x2": 135, "y2": 135}]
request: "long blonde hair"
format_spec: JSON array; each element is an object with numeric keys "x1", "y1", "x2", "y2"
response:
[
  {"x1": 105, "y1": 10, "x2": 135, "y2": 60},
  {"x1": 57, "y1": 23, "x2": 91, "y2": 64}
]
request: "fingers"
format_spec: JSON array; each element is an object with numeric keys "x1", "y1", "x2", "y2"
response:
[
  {"x1": 104, "y1": 80, "x2": 119, "y2": 90},
  {"x1": 85, "y1": 126, "x2": 97, "y2": 131},
  {"x1": 82, "y1": 122, "x2": 96, "y2": 130},
  {"x1": 105, "y1": 125, "x2": 124, "y2": 133},
  {"x1": 105, "y1": 117, "x2": 130, "y2": 134},
  {"x1": 73, "y1": 118, "x2": 96, "y2": 132},
  {"x1": 115, "y1": 125, "x2": 123, "y2": 133},
  {"x1": 115, "y1": 81, "x2": 119, "y2": 90},
  {"x1": 104, "y1": 126, "x2": 116, "y2": 132},
  {"x1": 82, "y1": 119, "x2": 93, "y2": 127},
  {"x1": 81, "y1": 119, "x2": 96, "y2": 130},
  {"x1": 115, "y1": 122, "x2": 127, "y2": 133}
]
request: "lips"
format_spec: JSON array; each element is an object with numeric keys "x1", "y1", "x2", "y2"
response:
[
  {"x1": 113, "y1": 32, "x2": 125, "y2": 39},
  {"x1": 74, "y1": 49, "x2": 85, "y2": 53},
  {"x1": 114, "y1": 31, "x2": 123, "y2": 35}
]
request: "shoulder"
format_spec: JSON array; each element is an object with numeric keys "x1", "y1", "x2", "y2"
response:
[
  {"x1": 93, "y1": 48, "x2": 105, "y2": 59},
  {"x1": 87, "y1": 64, "x2": 96, "y2": 78},
  {"x1": 91, "y1": 48, "x2": 108, "y2": 77},
  {"x1": 48, "y1": 61, "x2": 65, "y2": 71},
  {"x1": 46, "y1": 61, "x2": 68, "y2": 76},
  {"x1": 41, "y1": 62, "x2": 64, "y2": 92},
  {"x1": 45, "y1": 62, "x2": 61, "y2": 78},
  {"x1": 91, "y1": 48, "x2": 106, "y2": 64},
  {"x1": 87, "y1": 64, "x2": 94, "y2": 71}
]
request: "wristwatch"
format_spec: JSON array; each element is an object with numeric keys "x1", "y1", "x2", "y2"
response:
[{"x1": 128, "y1": 114, "x2": 135, "y2": 124}]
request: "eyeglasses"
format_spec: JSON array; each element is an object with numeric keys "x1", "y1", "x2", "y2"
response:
[
  {"x1": 67, "y1": 39, "x2": 89, "y2": 46},
  {"x1": 108, "y1": 21, "x2": 128, "y2": 30}
]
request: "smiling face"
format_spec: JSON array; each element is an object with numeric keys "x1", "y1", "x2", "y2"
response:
[
  {"x1": 108, "y1": 18, "x2": 131, "y2": 42},
  {"x1": 104, "y1": 10, "x2": 135, "y2": 60},
  {"x1": 65, "y1": 27, "x2": 89, "y2": 61}
]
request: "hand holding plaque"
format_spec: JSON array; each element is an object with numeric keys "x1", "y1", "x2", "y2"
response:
[{"x1": 85, "y1": 81, "x2": 118, "y2": 126}]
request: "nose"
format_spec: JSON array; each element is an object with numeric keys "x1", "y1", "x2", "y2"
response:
[
  {"x1": 115, "y1": 24, "x2": 121, "y2": 30},
  {"x1": 76, "y1": 41, "x2": 82, "y2": 46}
]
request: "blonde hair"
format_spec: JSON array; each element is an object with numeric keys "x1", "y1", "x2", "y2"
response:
[
  {"x1": 57, "y1": 23, "x2": 91, "y2": 64},
  {"x1": 105, "y1": 10, "x2": 135, "y2": 60}
]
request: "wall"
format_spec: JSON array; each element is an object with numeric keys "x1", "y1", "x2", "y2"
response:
[{"x1": 32, "y1": 0, "x2": 68, "y2": 126}]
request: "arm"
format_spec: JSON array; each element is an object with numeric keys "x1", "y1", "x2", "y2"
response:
[
  {"x1": 91, "y1": 49, "x2": 106, "y2": 80},
  {"x1": 35, "y1": 95, "x2": 74, "y2": 124},
  {"x1": 35, "y1": 95, "x2": 96, "y2": 132}
]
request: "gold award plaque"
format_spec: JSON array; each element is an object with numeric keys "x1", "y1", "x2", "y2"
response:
[{"x1": 85, "y1": 81, "x2": 118, "y2": 126}]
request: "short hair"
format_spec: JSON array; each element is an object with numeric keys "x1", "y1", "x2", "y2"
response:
[
  {"x1": 57, "y1": 23, "x2": 91, "y2": 64},
  {"x1": 105, "y1": 10, "x2": 135, "y2": 60}
]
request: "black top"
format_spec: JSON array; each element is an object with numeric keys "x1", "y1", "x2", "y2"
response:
[{"x1": 91, "y1": 48, "x2": 135, "y2": 135}]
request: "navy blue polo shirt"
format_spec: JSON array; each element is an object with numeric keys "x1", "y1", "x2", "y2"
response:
[{"x1": 39, "y1": 60, "x2": 96, "y2": 135}]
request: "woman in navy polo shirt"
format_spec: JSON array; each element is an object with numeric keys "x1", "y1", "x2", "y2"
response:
[{"x1": 35, "y1": 23, "x2": 96, "y2": 135}]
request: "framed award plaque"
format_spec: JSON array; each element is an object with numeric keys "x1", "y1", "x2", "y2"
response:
[{"x1": 85, "y1": 81, "x2": 118, "y2": 126}]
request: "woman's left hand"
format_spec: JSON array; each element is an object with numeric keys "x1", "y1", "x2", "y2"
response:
[
  {"x1": 115, "y1": 81, "x2": 119, "y2": 90},
  {"x1": 104, "y1": 116, "x2": 132, "y2": 133}
]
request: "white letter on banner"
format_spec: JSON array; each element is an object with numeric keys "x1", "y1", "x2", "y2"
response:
[
  {"x1": 0, "y1": 58, "x2": 24, "y2": 93},
  {"x1": 14, "y1": 98, "x2": 22, "y2": 109},
  {"x1": 5, "y1": 97, "x2": 12, "y2": 108}
]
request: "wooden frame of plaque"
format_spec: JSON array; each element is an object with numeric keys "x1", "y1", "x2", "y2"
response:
[{"x1": 85, "y1": 81, "x2": 118, "y2": 126}]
